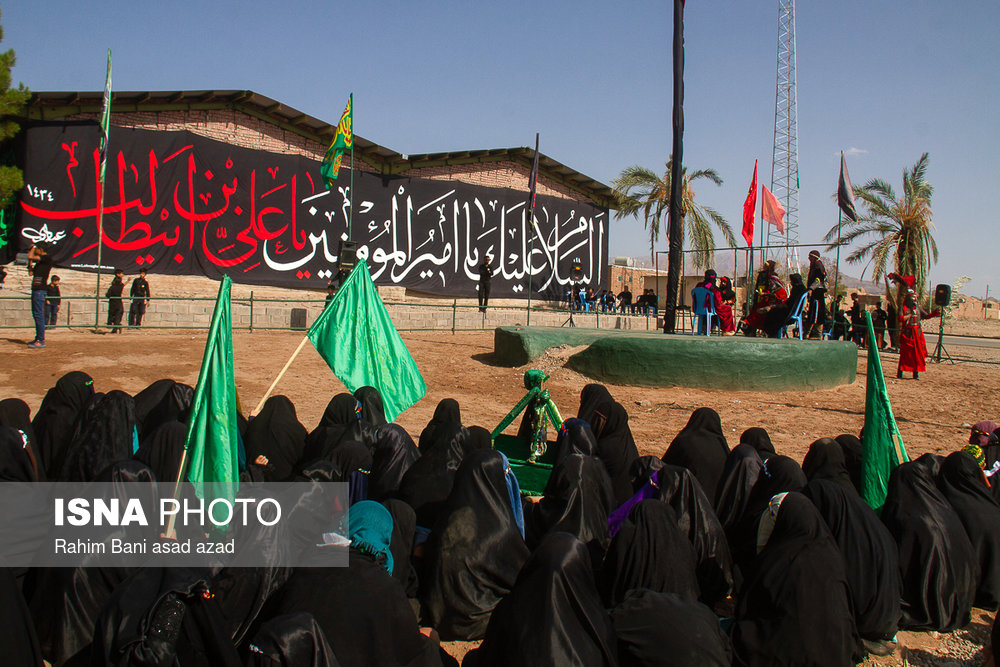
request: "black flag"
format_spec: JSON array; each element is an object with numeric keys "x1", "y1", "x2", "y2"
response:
[
  {"x1": 528, "y1": 133, "x2": 539, "y2": 210},
  {"x1": 838, "y1": 151, "x2": 858, "y2": 221}
]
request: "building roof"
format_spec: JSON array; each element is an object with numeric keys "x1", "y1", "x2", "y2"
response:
[{"x1": 25, "y1": 89, "x2": 615, "y2": 208}]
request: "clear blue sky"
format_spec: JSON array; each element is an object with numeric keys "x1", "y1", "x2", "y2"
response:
[{"x1": 6, "y1": 1, "x2": 999, "y2": 297}]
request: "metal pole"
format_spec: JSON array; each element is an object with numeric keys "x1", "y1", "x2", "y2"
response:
[
  {"x1": 526, "y1": 133, "x2": 539, "y2": 327},
  {"x1": 663, "y1": 0, "x2": 685, "y2": 334},
  {"x1": 94, "y1": 182, "x2": 105, "y2": 329},
  {"x1": 348, "y1": 128, "x2": 354, "y2": 241},
  {"x1": 832, "y1": 209, "x2": 843, "y2": 304}
]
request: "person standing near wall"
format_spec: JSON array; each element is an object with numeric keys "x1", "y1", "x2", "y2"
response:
[
  {"x1": 871, "y1": 300, "x2": 888, "y2": 350},
  {"x1": 478, "y1": 256, "x2": 492, "y2": 313},
  {"x1": 26, "y1": 242, "x2": 52, "y2": 348},
  {"x1": 45, "y1": 275, "x2": 61, "y2": 328},
  {"x1": 128, "y1": 268, "x2": 151, "y2": 327},
  {"x1": 106, "y1": 268, "x2": 125, "y2": 333}
]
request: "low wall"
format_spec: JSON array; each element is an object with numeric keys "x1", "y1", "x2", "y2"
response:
[{"x1": 494, "y1": 326, "x2": 858, "y2": 391}]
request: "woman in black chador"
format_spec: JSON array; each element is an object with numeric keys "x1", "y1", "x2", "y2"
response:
[
  {"x1": 301, "y1": 393, "x2": 364, "y2": 463},
  {"x1": 57, "y1": 390, "x2": 137, "y2": 482},
  {"x1": 420, "y1": 448, "x2": 528, "y2": 640},
  {"x1": 265, "y1": 501, "x2": 443, "y2": 667},
  {"x1": 609, "y1": 464, "x2": 734, "y2": 607},
  {"x1": 611, "y1": 589, "x2": 731, "y2": 667},
  {"x1": 398, "y1": 422, "x2": 470, "y2": 530},
  {"x1": 32, "y1": 371, "x2": 94, "y2": 480},
  {"x1": 731, "y1": 492, "x2": 862, "y2": 667},
  {"x1": 418, "y1": 398, "x2": 461, "y2": 451},
  {"x1": 369, "y1": 423, "x2": 420, "y2": 501},
  {"x1": 727, "y1": 455, "x2": 807, "y2": 576},
  {"x1": 801, "y1": 437, "x2": 855, "y2": 492},
  {"x1": 464, "y1": 532, "x2": 618, "y2": 667},
  {"x1": 937, "y1": 451, "x2": 1000, "y2": 611},
  {"x1": 244, "y1": 395, "x2": 308, "y2": 482},
  {"x1": 523, "y1": 452, "x2": 614, "y2": 554},
  {"x1": 739, "y1": 427, "x2": 776, "y2": 462},
  {"x1": 880, "y1": 460, "x2": 977, "y2": 631},
  {"x1": 600, "y1": 500, "x2": 700, "y2": 607},
  {"x1": 803, "y1": 478, "x2": 901, "y2": 650},
  {"x1": 714, "y1": 444, "x2": 764, "y2": 534},
  {"x1": 662, "y1": 407, "x2": 730, "y2": 501},
  {"x1": 577, "y1": 384, "x2": 639, "y2": 506}
]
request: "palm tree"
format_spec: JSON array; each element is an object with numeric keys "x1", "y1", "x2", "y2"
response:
[
  {"x1": 612, "y1": 158, "x2": 736, "y2": 268},
  {"x1": 824, "y1": 153, "x2": 938, "y2": 300}
]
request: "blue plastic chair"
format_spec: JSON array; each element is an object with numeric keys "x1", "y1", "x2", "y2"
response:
[
  {"x1": 691, "y1": 286, "x2": 716, "y2": 336},
  {"x1": 779, "y1": 291, "x2": 810, "y2": 340}
]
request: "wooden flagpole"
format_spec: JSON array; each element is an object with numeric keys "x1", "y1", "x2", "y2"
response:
[{"x1": 251, "y1": 336, "x2": 310, "y2": 416}]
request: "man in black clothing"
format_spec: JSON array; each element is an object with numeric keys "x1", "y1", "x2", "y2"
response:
[
  {"x1": 27, "y1": 242, "x2": 53, "y2": 348},
  {"x1": 45, "y1": 275, "x2": 61, "y2": 327},
  {"x1": 106, "y1": 268, "x2": 125, "y2": 333},
  {"x1": 128, "y1": 268, "x2": 151, "y2": 327},
  {"x1": 871, "y1": 300, "x2": 888, "y2": 349},
  {"x1": 478, "y1": 256, "x2": 492, "y2": 313},
  {"x1": 848, "y1": 293, "x2": 865, "y2": 348},
  {"x1": 806, "y1": 250, "x2": 827, "y2": 288},
  {"x1": 618, "y1": 287, "x2": 633, "y2": 314}
]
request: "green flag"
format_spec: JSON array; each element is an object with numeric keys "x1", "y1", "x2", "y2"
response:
[
  {"x1": 99, "y1": 49, "x2": 112, "y2": 185},
  {"x1": 184, "y1": 276, "x2": 240, "y2": 512},
  {"x1": 861, "y1": 310, "x2": 908, "y2": 513},
  {"x1": 308, "y1": 261, "x2": 426, "y2": 421},
  {"x1": 320, "y1": 94, "x2": 352, "y2": 188}
]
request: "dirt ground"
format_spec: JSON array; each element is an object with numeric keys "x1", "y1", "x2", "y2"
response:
[{"x1": 3, "y1": 326, "x2": 997, "y2": 665}]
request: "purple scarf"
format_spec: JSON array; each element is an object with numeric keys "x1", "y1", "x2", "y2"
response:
[{"x1": 607, "y1": 469, "x2": 662, "y2": 539}]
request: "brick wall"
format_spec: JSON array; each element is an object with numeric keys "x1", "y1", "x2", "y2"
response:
[{"x1": 64, "y1": 108, "x2": 582, "y2": 200}]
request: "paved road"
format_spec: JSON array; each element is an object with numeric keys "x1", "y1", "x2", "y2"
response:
[{"x1": 941, "y1": 334, "x2": 1000, "y2": 350}]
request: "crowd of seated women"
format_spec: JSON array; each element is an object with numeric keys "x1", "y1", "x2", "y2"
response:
[{"x1": 0, "y1": 373, "x2": 998, "y2": 666}]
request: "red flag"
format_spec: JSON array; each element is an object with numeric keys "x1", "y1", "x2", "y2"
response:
[
  {"x1": 761, "y1": 185, "x2": 786, "y2": 234},
  {"x1": 742, "y1": 160, "x2": 758, "y2": 246}
]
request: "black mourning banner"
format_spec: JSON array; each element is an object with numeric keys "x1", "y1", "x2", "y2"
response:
[{"x1": 17, "y1": 123, "x2": 608, "y2": 299}]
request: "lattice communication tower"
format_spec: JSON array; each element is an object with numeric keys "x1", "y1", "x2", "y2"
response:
[{"x1": 768, "y1": 0, "x2": 800, "y2": 273}]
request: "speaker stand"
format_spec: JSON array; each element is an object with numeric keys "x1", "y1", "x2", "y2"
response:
[
  {"x1": 931, "y1": 315, "x2": 954, "y2": 364},
  {"x1": 562, "y1": 280, "x2": 578, "y2": 327}
]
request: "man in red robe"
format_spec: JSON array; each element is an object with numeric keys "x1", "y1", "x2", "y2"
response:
[{"x1": 896, "y1": 291, "x2": 940, "y2": 379}]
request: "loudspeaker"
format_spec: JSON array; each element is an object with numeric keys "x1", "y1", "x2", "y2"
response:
[
  {"x1": 934, "y1": 283, "x2": 952, "y2": 307},
  {"x1": 290, "y1": 308, "x2": 307, "y2": 330},
  {"x1": 570, "y1": 262, "x2": 583, "y2": 281},
  {"x1": 339, "y1": 240, "x2": 358, "y2": 271}
]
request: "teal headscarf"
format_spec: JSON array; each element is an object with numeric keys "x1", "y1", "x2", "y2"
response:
[{"x1": 348, "y1": 500, "x2": 394, "y2": 575}]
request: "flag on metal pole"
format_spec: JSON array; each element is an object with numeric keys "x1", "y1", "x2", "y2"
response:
[
  {"x1": 761, "y1": 185, "x2": 786, "y2": 234},
  {"x1": 98, "y1": 49, "x2": 112, "y2": 184},
  {"x1": 527, "y1": 133, "x2": 540, "y2": 209},
  {"x1": 741, "y1": 160, "x2": 758, "y2": 246},
  {"x1": 838, "y1": 151, "x2": 858, "y2": 222},
  {"x1": 861, "y1": 311, "x2": 908, "y2": 513},
  {"x1": 307, "y1": 261, "x2": 426, "y2": 422},
  {"x1": 183, "y1": 276, "x2": 240, "y2": 515},
  {"x1": 320, "y1": 94, "x2": 353, "y2": 188}
]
